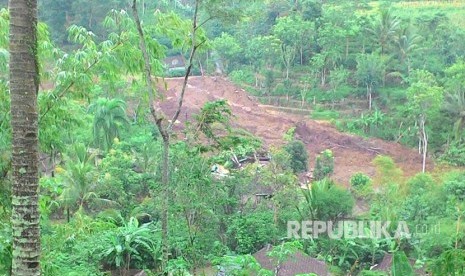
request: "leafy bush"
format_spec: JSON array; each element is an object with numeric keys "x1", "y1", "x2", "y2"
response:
[
  {"x1": 314, "y1": 149, "x2": 334, "y2": 180},
  {"x1": 430, "y1": 249, "x2": 465, "y2": 275},
  {"x1": 372, "y1": 155, "x2": 403, "y2": 186},
  {"x1": 300, "y1": 179, "x2": 354, "y2": 221},
  {"x1": 443, "y1": 172, "x2": 465, "y2": 201},
  {"x1": 440, "y1": 141, "x2": 465, "y2": 166},
  {"x1": 350, "y1": 173, "x2": 372, "y2": 189},
  {"x1": 100, "y1": 217, "x2": 161, "y2": 272},
  {"x1": 284, "y1": 140, "x2": 309, "y2": 173},
  {"x1": 227, "y1": 212, "x2": 277, "y2": 254},
  {"x1": 229, "y1": 69, "x2": 255, "y2": 86},
  {"x1": 311, "y1": 180, "x2": 354, "y2": 220}
]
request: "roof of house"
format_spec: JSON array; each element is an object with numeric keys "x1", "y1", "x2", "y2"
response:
[
  {"x1": 372, "y1": 253, "x2": 427, "y2": 275},
  {"x1": 253, "y1": 245, "x2": 330, "y2": 276}
]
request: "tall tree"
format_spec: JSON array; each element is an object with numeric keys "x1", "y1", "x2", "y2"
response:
[
  {"x1": 132, "y1": 0, "x2": 244, "y2": 268},
  {"x1": 9, "y1": 0, "x2": 41, "y2": 274},
  {"x1": 132, "y1": 0, "x2": 205, "y2": 268},
  {"x1": 355, "y1": 53, "x2": 385, "y2": 110},
  {"x1": 444, "y1": 60, "x2": 465, "y2": 141},
  {"x1": 407, "y1": 70, "x2": 443, "y2": 173},
  {"x1": 367, "y1": 9, "x2": 401, "y2": 55}
]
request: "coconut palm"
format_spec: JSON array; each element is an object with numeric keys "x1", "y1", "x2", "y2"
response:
[
  {"x1": 395, "y1": 26, "x2": 422, "y2": 76},
  {"x1": 9, "y1": 0, "x2": 41, "y2": 274},
  {"x1": 88, "y1": 98, "x2": 129, "y2": 151},
  {"x1": 443, "y1": 91, "x2": 465, "y2": 141},
  {"x1": 367, "y1": 9, "x2": 401, "y2": 55},
  {"x1": 59, "y1": 143, "x2": 97, "y2": 222}
]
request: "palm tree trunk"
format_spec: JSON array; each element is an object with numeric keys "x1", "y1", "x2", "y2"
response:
[{"x1": 9, "y1": 0, "x2": 41, "y2": 274}]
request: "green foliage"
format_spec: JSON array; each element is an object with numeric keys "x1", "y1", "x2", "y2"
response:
[
  {"x1": 392, "y1": 251, "x2": 414, "y2": 276},
  {"x1": 100, "y1": 217, "x2": 161, "y2": 271},
  {"x1": 165, "y1": 257, "x2": 192, "y2": 276},
  {"x1": 0, "y1": 221, "x2": 11, "y2": 274},
  {"x1": 431, "y1": 249, "x2": 465, "y2": 275},
  {"x1": 407, "y1": 70, "x2": 444, "y2": 116},
  {"x1": 97, "y1": 139, "x2": 149, "y2": 212},
  {"x1": 350, "y1": 172, "x2": 372, "y2": 189},
  {"x1": 88, "y1": 98, "x2": 130, "y2": 152},
  {"x1": 399, "y1": 173, "x2": 440, "y2": 225},
  {"x1": 41, "y1": 212, "x2": 116, "y2": 275},
  {"x1": 299, "y1": 179, "x2": 354, "y2": 221},
  {"x1": 229, "y1": 69, "x2": 255, "y2": 86},
  {"x1": 284, "y1": 140, "x2": 309, "y2": 173},
  {"x1": 441, "y1": 141, "x2": 465, "y2": 166},
  {"x1": 213, "y1": 32, "x2": 243, "y2": 72},
  {"x1": 57, "y1": 143, "x2": 98, "y2": 219},
  {"x1": 314, "y1": 149, "x2": 334, "y2": 181},
  {"x1": 443, "y1": 172, "x2": 465, "y2": 201},
  {"x1": 283, "y1": 127, "x2": 296, "y2": 142},
  {"x1": 372, "y1": 155, "x2": 403, "y2": 186},
  {"x1": 355, "y1": 53, "x2": 385, "y2": 99},
  {"x1": 267, "y1": 241, "x2": 303, "y2": 265},
  {"x1": 227, "y1": 212, "x2": 277, "y2": 254},
  {"x1": 311, "y1": 108, "x2": 340, "y2": 120},
  {"x1": 212, "y1": 254, "x2": 271, "y2": 276},
  {"x1": 194, "y1": 99, "x2": 232, "y2": 144},
  {"x1": 3, "y1": 2, "x2": 465, "y2": 275}
]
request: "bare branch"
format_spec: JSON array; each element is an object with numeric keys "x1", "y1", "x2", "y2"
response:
[{"x1": 168, "y1": 0, "x2": 200, "y2": 131}]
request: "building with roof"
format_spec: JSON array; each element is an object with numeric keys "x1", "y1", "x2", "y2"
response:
[{"x1": 253, "y1": 245, "x2": 330, "y2": 276}]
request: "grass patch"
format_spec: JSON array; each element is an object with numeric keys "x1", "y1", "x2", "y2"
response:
[{"x1": 311, "y1": 107, "x2": 340, "y2": 120}]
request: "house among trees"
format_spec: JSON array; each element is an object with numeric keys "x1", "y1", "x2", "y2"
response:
[
  {"x1": 163, "y1": 54, "x2": 186, "y2": 72},
  {"x1": 253, "y1": 245, "x2": 330, "y2": 276}
]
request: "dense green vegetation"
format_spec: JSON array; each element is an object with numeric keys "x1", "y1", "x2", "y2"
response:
[{"x1": 1, "y1": 0, "x2": 465, "y2": 275}]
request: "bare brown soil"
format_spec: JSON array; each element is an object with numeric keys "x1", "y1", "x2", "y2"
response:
[{"x1": 157, "y1": 76, "x2": 427, "y2": 186}]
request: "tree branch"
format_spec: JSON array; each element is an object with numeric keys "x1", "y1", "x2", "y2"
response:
[
  {"x1": 168, "y1": 0, "x2": 201, "y2": 131},
  {"x1": 39, "y1": 40, "x2": 125, "y2": 122},
  {"x1": 131, "y1": 0, "x2": 168, "y2": 140}
]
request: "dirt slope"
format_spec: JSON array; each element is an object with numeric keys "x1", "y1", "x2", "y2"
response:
[{"x1": 158, "y1": 76, "x2": 426, "y2": 185}]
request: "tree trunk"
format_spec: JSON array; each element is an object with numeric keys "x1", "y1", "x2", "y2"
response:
[
  {"x1": 300, "y1": 45, "x2": 303, "y2": 65},
  {"x1": 161, "y1": 137, "x2": 170, "y2": 266},
  {"x1": 345, "y1": 37, "x2": 349, "y2": 60},
  {"x1": 9, "y1": 0, "x2": 41, "y2": 274},
  {"x1": 420, "y1": 116, "x2": 427, "y2": 173},
  {"x1": 367, "y1": 84, "x2": 373, "y2": 111}
]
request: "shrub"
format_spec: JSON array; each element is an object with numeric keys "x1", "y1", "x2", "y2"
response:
[
  {"x1": 443, "y1": 172, "x2": 465, "y2": 201},
  {"x1": 227, "y1": 212, "x2": 277, "y2": 254},
  {"x1": 302, "y1": 179, "x2": 354, "y2": 221},
  {"x1": 350, "y1": 173, "x2": 372, "y2": 189},
  {"x1": 440, "y1": 141, "x2": 465, "y2": 166},
  {"x1": 229, "y1": 69, "x2": 255, "y2": 86},
  {"x1": 284, "y1": 140, "x2": 309, "y2": 173},
  {"x1": 314, "y1": 149, "x2": 334, "y2": 180}
]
